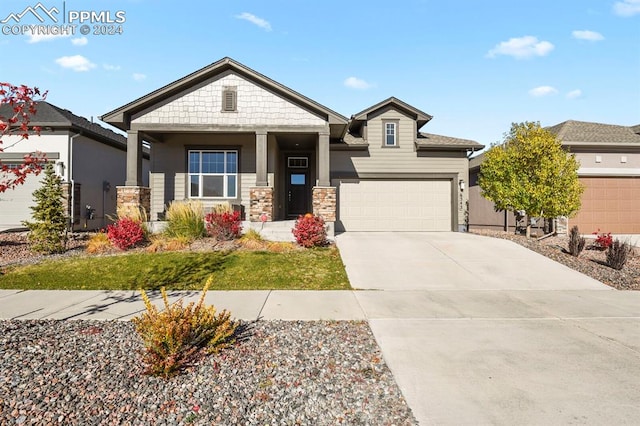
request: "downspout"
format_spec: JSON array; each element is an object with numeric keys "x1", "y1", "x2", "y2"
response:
[{"x1": 68, "y1": 131, "x2": 82, "y2": 231}]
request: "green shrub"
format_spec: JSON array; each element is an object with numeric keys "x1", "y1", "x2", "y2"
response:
[
  {"x1": 606, "y1": 239, "x2": 633, "y2": 270},
  {"x1": 22, "y1": 163, "x2": 67, "y2": 254},
  {"x1": 132, "y1": 276, "x2": 237, "y2": 378},
  {"x1": 164, "y1": 200, "x2": 206, "y2": 240},
  {"x1": 567, "y1": 225, "x2": 586, "y2": 257}
]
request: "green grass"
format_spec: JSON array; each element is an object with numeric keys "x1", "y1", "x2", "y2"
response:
[{"x1": 0, "y1": 249, "x2": 350, "y2": 290}]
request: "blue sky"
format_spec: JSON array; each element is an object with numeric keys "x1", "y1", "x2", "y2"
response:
[{"x1": 1, "y1": 0, "x2": 639, "y2": 147}]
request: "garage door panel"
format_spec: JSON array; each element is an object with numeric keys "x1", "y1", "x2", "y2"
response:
[
  {"x1": 0, "y1": 174, "x2": 44, "y2": 229},
  {"x1": 336, "y1": 179, "x2": 452, "y2": 232}
]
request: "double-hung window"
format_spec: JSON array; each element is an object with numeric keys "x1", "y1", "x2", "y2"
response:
[
  {"x1": 385, "y1": 122, "x2": 397, "y2": 146},
  {"x1": 188, "y1": 150, "x2": 237, "y2": 198}
]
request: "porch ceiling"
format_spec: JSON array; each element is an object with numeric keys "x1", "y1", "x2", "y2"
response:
[{"x1": 275, "y1": 133, "x2": 317, "y2": 150}]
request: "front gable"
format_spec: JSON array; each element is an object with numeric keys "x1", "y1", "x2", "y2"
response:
[{"x1": 131, "y1": 70, "x2": 327, "y2": 127}]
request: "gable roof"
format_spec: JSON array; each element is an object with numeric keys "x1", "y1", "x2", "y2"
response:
[
  {"x1": 100, "y1": 57, "x2": 349, "y2": 132},
  {"x1": 351, "y1": 97, "x2": 433, "y2": 130},
  {"x1": 0, "y1": 101, "x2": 126, "y2": 148},
  {"x1": 546, "y1": 120, "x2": 640, "y2": 147}
]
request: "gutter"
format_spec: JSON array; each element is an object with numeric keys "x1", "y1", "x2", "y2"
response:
[{"x1": 68, "y1": 131, "x2": 82, "y2": 230}]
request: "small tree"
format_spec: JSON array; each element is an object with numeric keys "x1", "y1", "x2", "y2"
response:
[
  {"x1": 0, "y1": 82, "x2": 48, "y2": 192},
  {"x1": 22, "y1": 163, "x2": 68, "y2": 253},
  {"x1": 479, "y1": 122, "x2": 584, "y2": 238}
]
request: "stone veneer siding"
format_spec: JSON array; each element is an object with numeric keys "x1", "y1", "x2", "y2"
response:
[
  {"x1": 249, "y1": 187, "x2": 273, "y2": 221},
  {"x1": 116, "y1": 186, "x2": 151, "y2": 219},
  {"x1": 312, "y1": 187, "x2": 336, "y2": 222}
]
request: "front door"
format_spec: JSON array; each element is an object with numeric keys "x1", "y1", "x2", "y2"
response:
[{"x1": 286, "y1": 157, "x2": 310, "y2": 217}]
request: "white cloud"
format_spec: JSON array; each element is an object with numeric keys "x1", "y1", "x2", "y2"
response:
[
  {"x1": 235, "y1": 12, "x2": 272, "y2": 31},
  {"x1": 486, "y1": 36, "x2": 554, "y2": 59},
  {"x1": 27, "y1": 33, "x2": 70, "y2": 43},
  {"x1": 613, "y1": 0, "x2": 640, "y2": 16},
  {"x1": 55, "y1": 55, "x2": 96, "y2": 72},
  {"x1": 572, "y1": 30, "x2": 604, "y2": 41},
  {"x1": 71, "y1": 37, "x2": 88, "y2": 46},
  {"x1": 132, "y1": 73, "x2": 147, "y2": 81},
  {"x1": 103, "y1": 64, "x2": 121, "y2": 71},
  {"x1": 344, "y1": 76, "x2": 372, "y2": 90},
  {"x1": 529, "y1": 86, "x2": 558, "y2": 97},
  {"x1": 566, "y1": 89, "x2": 582, "y2": 99}
]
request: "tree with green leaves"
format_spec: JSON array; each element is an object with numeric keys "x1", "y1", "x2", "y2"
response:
[
  {"x1": 22, "y1": 163, "x2": 68, "y2": 253},
  {"x1": 479, "y1": 121, "x2": 584, "y2": 238}
]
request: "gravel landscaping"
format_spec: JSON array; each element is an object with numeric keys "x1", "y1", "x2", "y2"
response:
[
  {"x1": 0, "y1": 320, "x2": 416, "y2": 425},
  {"x1": 470, "y1": 229, "x2": 640, "y2": 290}
]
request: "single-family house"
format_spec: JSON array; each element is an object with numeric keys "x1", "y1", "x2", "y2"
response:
[
  {"x1": 469, "y1": 120, "x2": 640, "y2": 234},
  {"x1": 0, "y1": 102, "x2": 149, "y2": 231},
  {"x1": 100, "y1": 57, "x2": 483, "y2": 233}
]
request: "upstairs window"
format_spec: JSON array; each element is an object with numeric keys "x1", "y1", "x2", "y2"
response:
[
  {"x1": 222, "y1": 86, "x2": 237, "y2": 112},
  {"x1": 188, "y1": 150, "x2": 238, "y2": 198},
  {"x1": 384, "y1": 122, "x2": 397, "y2": 146}
]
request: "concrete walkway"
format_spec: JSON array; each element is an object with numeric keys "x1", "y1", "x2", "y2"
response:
[{"x1": 2, "y1": 232, "x2": 640, "y2": 425}]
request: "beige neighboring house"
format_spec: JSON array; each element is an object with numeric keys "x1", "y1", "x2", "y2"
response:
[
  {"x1": 0, "y1": 102, "x2": 149, "y2": 231},
  {"x1": 469, "y1": 120, "x2": 640, "y2": 234},
  {"x1": 100, "y1": 57, "x2": 483, "y2": 233}
]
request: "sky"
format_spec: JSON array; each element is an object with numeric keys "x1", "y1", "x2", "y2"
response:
[{"x1": 1, "y1": 0, "x2": 639, "y2": 148}]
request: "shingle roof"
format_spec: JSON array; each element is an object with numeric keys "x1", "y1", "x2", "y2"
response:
[
  {"x1": 0, "y1": 101, "x2": 126, "y2": 147},
  {"x1": 546, "y1": 120, "x2": 640, "y2": 145},
  {"x1": 416, "y1": 132, "x2": 484, "y2": 150}
]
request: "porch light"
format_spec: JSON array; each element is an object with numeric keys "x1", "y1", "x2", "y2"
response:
[
  {"x1": 459, "y1": 179, "x2": 465, "y2": 191},
  {"x1": 55, "y1": 161, "x2": 65, "y2": 177}
]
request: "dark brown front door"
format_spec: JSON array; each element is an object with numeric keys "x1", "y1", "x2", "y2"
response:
[{"x1": 286, "y1": 170, "x2": 309, "y2": 217}]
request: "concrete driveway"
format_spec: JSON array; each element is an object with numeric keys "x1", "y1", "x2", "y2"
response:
[{"x1": 336, "y1": 232, "x2": 640, "y2": 425}]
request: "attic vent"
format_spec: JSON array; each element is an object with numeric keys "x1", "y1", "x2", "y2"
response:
[{"x1": 222, "y1": 86, "x2": 237, "y2": 112}]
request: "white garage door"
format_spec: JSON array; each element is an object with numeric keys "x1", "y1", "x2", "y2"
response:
[
  {"x1": 336, "y1": 179, "x2": 452, "y2": 231},
  {"x1": 0, "y1": 173, "x2": 44, "y2": 231}
]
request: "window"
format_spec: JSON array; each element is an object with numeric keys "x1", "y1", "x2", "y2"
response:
[
  {"x1": 384, "y1": 122, "x2": 397, "y2": 146},
  {"x1": 188, "y1": 150, "x2": 237, "y2": 198},
  {"x1": 222, "y1": 86, "x2": 237, "y2": 112},
  {"x1": 287, "y1": 157, "x2": 308, "y2": 168}
]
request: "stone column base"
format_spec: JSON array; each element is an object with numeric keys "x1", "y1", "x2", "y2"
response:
[
  {"x1": 249, "y1": 187, "x2": 273, "y2": 221},
  {"x1": 312, "y1": 186, "x2": 336, "y2": 222},
  {"x1": 116, "y1": 186, "x2": 151, "y2": 219}
]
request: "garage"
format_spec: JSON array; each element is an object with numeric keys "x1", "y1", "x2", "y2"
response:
[
  {"x1": 572, "y1": 176, "x2": 640, "y2": 234},
  {"x1": 335, "y1": 179, "x2": 453, "y2": 231},
  {"x1": 0, "y1": 172, "x2": 44, "y2": 231}
]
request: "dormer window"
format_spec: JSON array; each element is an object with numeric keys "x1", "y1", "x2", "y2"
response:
[
  {"x1": 222, "y1": 86, "x2": 237, "y2": 112},
  {"x1": 384, "y1": 121, "x2": 397, "y2": 147}
]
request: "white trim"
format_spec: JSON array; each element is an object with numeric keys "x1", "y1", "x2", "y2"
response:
[
  {"x1": 188, "y1": 149, "x2": 238, "y2": 198},
  {"x1": 578, "y1": 167, "x2": 640, "y2": 176}
]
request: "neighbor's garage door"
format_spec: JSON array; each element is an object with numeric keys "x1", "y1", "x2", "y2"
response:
[
  {"x1": 572, "y1": 177, "x2": 640, "y2": 234},
  {"x1": 336, "y1": 179, "x2": 452, "y2": 231},
  {"x1": 0, "y1": 173, "x2": 43, "y2": 231}
]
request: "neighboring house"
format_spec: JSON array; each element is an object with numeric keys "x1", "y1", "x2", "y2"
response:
[
  {"x1": 0, "y1": 102, "x2": 150, "y2": 231},
  {"x1": 469, "y1": 120, "x2": 640, "y2": 234},
  {"x1": 100, "y1": 57, "x2": 483, "y2": 233}
]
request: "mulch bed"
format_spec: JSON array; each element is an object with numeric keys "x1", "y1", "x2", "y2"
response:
[{"x1": 470, "y1": 229, "x2": 640, "y2": 291}]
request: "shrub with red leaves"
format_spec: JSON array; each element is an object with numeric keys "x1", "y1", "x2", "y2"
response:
[
  {"x1": 107, "y1": 217, "x2": 145, "y2": 250},
  {"x1": 292, "y1": 214, "x2": 327, "y2": 248},
  {"x1": 592, "y1": 230, "x2": 613, "y2": 250},
  {"x1": 205, "y1": 211, "x2": 242, "y2": 241}
]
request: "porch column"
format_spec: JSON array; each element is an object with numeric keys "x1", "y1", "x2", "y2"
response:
[
  {"x1": 255, "y1": 130, "x2": 268, "y2": 186},
  {"x1": 125, "y1": 130, "x2": 143, "y2": 186},
  {"x1": 317, "y1": 131, "x2": 330, "y2": 187}
]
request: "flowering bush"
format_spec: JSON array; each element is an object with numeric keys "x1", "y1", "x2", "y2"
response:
[
  {"x1": 107, "y1": 217, "x2": 145, "y2": 250},
  {"x1": 592, "y1": 230, "x2": 613, "y2": 250},
  {"x1": 205, "y1": 210, "x2": 242, "y2": 241},
  {"x1": 292, "y1": 213, "x2": 327, "y2": 248}
]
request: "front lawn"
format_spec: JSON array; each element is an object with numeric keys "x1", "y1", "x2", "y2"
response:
[{"x1": 0, "y1": 249, "x2": 350, "y2": 290}]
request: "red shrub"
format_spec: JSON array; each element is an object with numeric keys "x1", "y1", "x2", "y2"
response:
[
  {"x1": 205, "y1": 211, "x2": 242, "y2": 241},
  {"x1": 592, "y1": 230, "x2": 613, "y2": 250},
  {"x1": 107, "y1": 218, "x2": 145, "y2": 250},
  {"x1": 292, "y1": 214, "x2": 327, "y2": 248}
]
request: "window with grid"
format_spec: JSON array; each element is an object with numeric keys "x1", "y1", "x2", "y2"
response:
[
  {"x1": 385, "y1": 122, "x2": 397, "y2": 146},
  {"x1": 188, "y1": 150, "x2": 238, "y2": 198}
]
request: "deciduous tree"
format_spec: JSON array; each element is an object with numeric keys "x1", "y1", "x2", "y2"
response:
[
  {"x1": 479, "y1": 121, "x2": 584, "y2": 238},
  {"x1": 0, "y1": 82, "x2": 48, "y2": 192}
]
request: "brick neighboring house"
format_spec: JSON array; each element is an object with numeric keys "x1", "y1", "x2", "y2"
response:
[
  {"x1": 101, "y1": 57, "x2": 483, "y2": 233},
  {"x1": 469, "y1": 120, "x2": 640, "y2": 234},
  {"x1": 0, "y1": 102, "x2": 149, "y2": 231}
]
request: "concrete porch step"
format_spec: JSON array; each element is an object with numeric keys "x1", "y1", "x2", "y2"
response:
[{"x1": 244, "y1": 221, "x2": 296, "y2": 242}]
